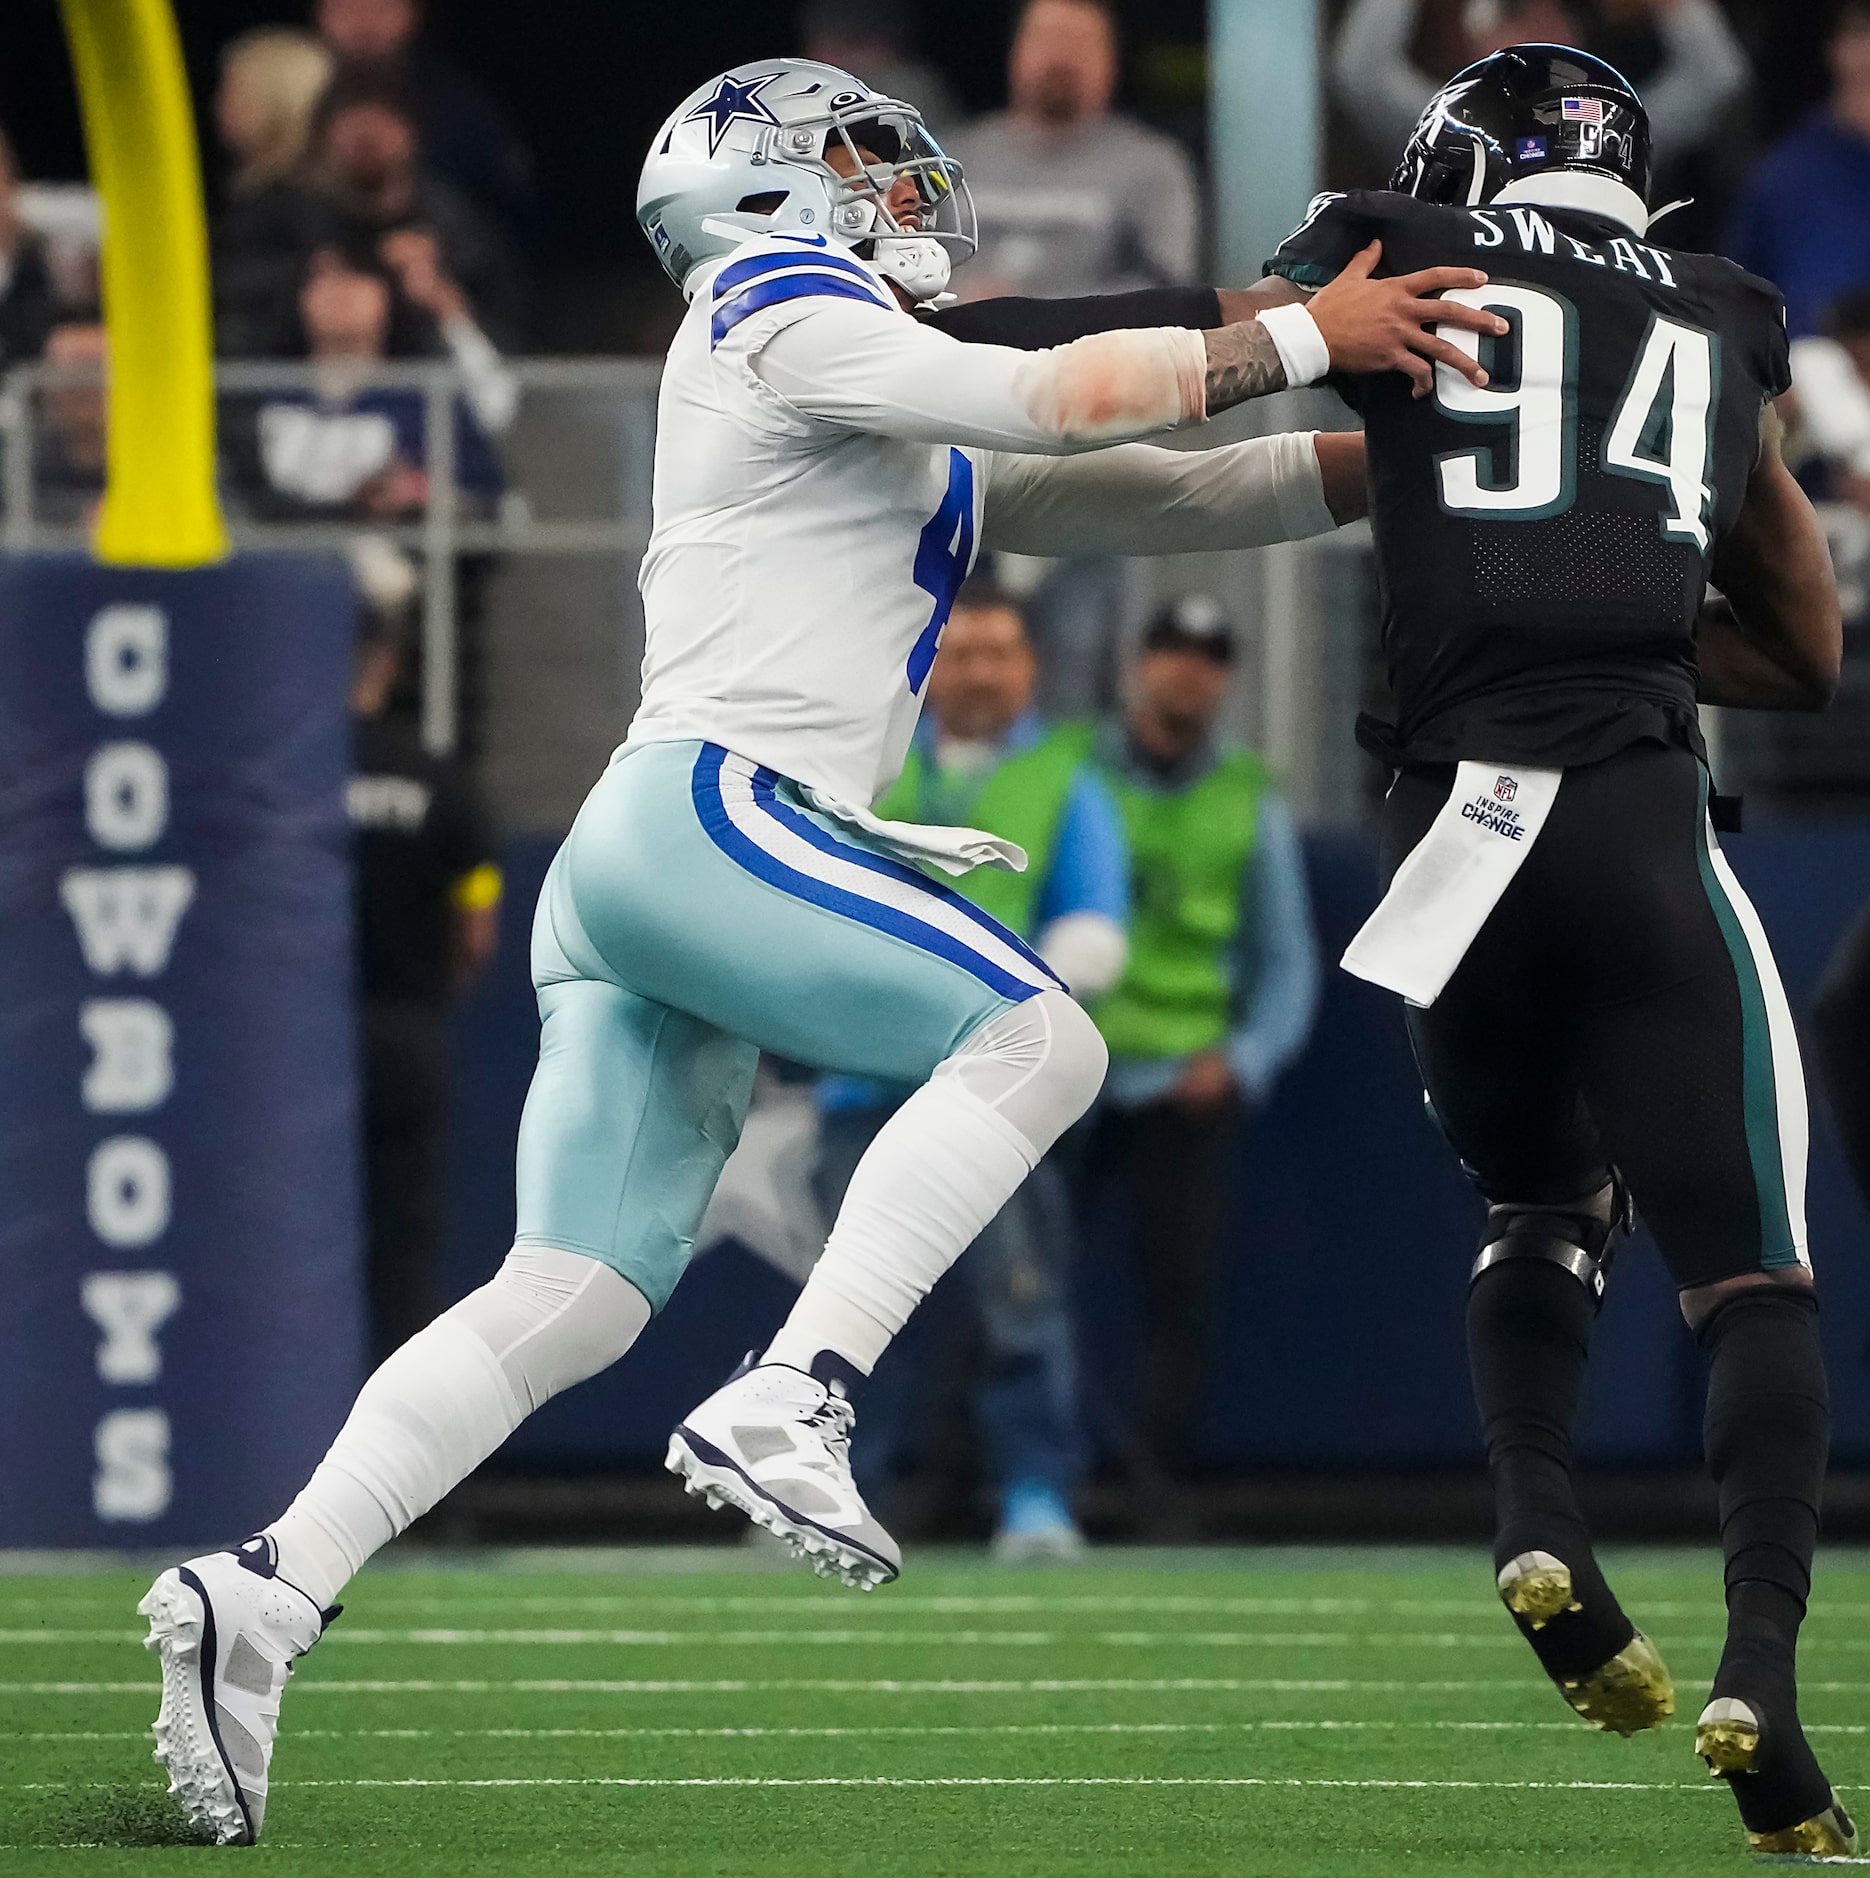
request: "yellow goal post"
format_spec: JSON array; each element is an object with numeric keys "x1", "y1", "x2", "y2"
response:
[{"x1": 60, "y1": 0, "x2": 227, "y2": 567}]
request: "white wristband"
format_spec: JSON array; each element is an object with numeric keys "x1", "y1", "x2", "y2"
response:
[{"x1": 1256, "y1": 302, "x2": 1331, "y2": 389}]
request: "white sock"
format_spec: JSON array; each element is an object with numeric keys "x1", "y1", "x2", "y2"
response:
[
  {"x1": 265, "y1": 1247, "x2": 650, "y2": 1607},
  {"x1": 766, "y1": 1076, "x2": 1037, "y2": 1376},
  {"x1": 765, "y1": 990, "x2": 1107, "y2": 1377}
]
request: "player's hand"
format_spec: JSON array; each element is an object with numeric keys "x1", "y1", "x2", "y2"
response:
[{"x1": 1307, "y1": 242, "x2": 1509, "y2": 399}]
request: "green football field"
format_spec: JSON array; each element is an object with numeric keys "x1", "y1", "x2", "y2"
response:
[{"x1": 4, "y1": 1544, "x2": 1868, "y2": 1876}]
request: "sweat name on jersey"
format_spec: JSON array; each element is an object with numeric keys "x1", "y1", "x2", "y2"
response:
[{"x1": 1464, "y1": 205, "x2": 1679, "y2": 286}]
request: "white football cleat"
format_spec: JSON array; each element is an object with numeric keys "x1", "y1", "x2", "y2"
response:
[
  {"x1": 138, "y1": 1536, "x2": 333, "y2": 1845},
  {"x1": 667, "y1": 1355, "x2": 901, "y2": 1589}
]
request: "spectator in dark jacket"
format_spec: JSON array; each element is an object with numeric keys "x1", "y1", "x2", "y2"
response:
[
  {"x1": 212, "y1": 28, "x2": 335, "y2": 357},
  {"x1": 1728, "y1": 0, "x2": 1870, "y2": 339},
  {"x1": 303, "y1": 70, "x2": 526, "y2": 348},
  {"x1": 315, "y1": 0, "x2": 533, "y2": 232}
]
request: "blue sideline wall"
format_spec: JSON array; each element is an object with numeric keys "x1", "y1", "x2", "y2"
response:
[
  {"x1": 0, "y1": 556, "x2": 363, "y2": 1549},
  {"x1": 440, "y1": 826, "x2": 1870, "y2": 1472}
]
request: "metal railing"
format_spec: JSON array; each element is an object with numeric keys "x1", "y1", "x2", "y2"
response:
[
  {"x1": 20, "y1": 358, "x2": 1708, "y2": 827},
  {"x1": 10, "y1": 356, "x2": 1867, "y2": 824},
  {"x1": 0, "y1": 357, "x2": 662, "y2": 757}
]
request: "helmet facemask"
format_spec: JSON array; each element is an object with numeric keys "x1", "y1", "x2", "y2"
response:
[{"x1": 776, "y1": 94, "x2": 975, "y2": 302}]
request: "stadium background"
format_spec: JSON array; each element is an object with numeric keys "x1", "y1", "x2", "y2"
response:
[{"x1": 0, "y1": 0, "x2": 1864, "y2": 1549}]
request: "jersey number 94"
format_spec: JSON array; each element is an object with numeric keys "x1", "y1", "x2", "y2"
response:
[{"x1": 1432, "y1": 284, "x2": 1717, "y2": 553}]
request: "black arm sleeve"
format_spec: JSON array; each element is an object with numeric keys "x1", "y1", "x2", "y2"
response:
[{"x1": 920, "y1": 286, "x2": 1224, "y2": 351}]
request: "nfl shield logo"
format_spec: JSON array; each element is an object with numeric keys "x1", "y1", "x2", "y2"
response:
[{"x1": 1494, "y1": 775, "x2": 1518, "y2": 802}]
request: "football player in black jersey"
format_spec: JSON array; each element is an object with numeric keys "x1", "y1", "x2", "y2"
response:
[{"x1": 1264, "y1": 46, "x2": 1848, "y2": 1859}]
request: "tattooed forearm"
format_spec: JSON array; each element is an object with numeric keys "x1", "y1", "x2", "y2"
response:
[{"x1": 1202, "y1": 320, "x2": 1289, "y2": 414}]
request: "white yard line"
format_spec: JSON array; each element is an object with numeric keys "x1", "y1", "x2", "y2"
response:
[
  {"x1": 0, "y1": 1594, "x2": 1830, "y2": 1616},
  {"x1": 305, "y1": 1628, "x2": 1547, "y2": 1649},
  {"x1": 0, "y1": 1675, "x2": 1608, "y2": 1696},
  {"x1": 37, "y1": 1717, "x2": 1870, "y2": 1744},
  {"x1": 25, "y1": 1716, "x2": 1870, "y2": 1748},
  {"x1": 11, "y1": 1774, "x2": 1755, "y2": 1793},
  {"x1": 0, "y1": 1595, "x2": 1537, "y2": 1617},
  {"x1": 22, "y1": 1672, "x2": 1870, "y2": 1699},
  {"x1": 0, "y1": 1626, "x2": 1747, "y2": 1650},
  {"x1": 7, "y1": 1721, "x2": 1574, "y2": 1744}
]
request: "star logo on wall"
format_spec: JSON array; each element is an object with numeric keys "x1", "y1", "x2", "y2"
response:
[{"x1": 682, "y1": 73, "x2": 782, "y2": 159}]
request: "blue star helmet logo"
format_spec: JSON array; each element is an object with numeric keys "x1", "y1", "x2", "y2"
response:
[{"x1": 683, "y1": 72, "x2": 783, "y2": 160}]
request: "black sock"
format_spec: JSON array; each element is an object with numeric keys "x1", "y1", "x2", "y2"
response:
[
  {"x1": 1699, "y1": 1286, "x2": 1833, "y2": 1832},
  {"x1": 1466, "y1": 1259, "x2": 1632, "y2": 1678},
  {"x1": 1700, "y1": 1286, "x2": 1829, "y2": 1665}
]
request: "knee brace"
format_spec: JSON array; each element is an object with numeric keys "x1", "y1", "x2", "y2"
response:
[{"x1": 1471, "y1": 1173, "x2": 1634, "y2": 1308}]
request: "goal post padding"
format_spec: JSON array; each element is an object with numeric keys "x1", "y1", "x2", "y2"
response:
[{"x1": 0, "y1": 553, "x2": 363, "y2": 1547}]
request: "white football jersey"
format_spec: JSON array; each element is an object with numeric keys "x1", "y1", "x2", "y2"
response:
[{"x1": 628, "y1": 235, "x2": 1337, "y2": 808}]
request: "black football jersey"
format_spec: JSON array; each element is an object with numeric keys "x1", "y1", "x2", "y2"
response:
[{"x1": 1266, "y1": 189, "x2": 1793, "y2": 768}]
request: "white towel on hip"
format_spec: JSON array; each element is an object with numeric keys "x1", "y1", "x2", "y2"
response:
[
  {"x1": 799, "y1": 785, "x2": 1027, "y2": 878},
  {"x1": 1341, "y1": 760, "x2": 1564, "y2": 1008}
]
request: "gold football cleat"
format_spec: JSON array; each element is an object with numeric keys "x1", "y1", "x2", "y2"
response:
[
  {"x1": 1495, "y1": 1552, "x2": 1674, "y2": 1734},
  {"x1": 1558, "y1": 1632, "x2": 1676, "y2": 1736},
  {"x1": 1497, "y1": 1550, "x2": 1583, "y2": 1629},
  {"x1": 1695, "y1": 1699, "x2": 1860, "y2": 1857},
  {"x1": 1745, "y1": 1803, "x2": 1859, "y2": 1859}
]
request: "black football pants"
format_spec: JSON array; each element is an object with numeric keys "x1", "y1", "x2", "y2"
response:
[{"x1": 1382, "y1": 743, "x2": 1808, "y2": 1289}]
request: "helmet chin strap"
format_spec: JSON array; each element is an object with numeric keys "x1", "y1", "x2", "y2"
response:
[
  {"x1": 870, "y1": 235, "x2": 951, "y2": 303},
  {"x1": 833, "y1": 195, "x2": 953, "y2": 303}
]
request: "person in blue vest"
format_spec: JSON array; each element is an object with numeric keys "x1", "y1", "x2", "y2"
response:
[
  {"x1": 814, "y1": 576, "x2": 1129, "y2": 1560},
  {"x1": 1081, "y1": 595, "x2": 1321, "y2": 1520}
]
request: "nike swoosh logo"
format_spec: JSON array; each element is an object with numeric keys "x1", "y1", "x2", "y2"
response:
[{"x1": 773, "y1": 233, "x2": 828, "y2": 246}]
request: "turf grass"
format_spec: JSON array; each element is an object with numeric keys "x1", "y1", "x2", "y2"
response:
[{"x1": 2, "y1": 1544, "x2": 1866, "y2": 1876}]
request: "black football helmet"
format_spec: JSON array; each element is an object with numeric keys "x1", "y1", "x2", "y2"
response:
[{"x1": 1391, "y1": 44, "x2": 1650, "y2": 211}]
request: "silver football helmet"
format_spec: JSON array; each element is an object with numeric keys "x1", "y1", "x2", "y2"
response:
[{"x1": 636, "y1": 58, "x2": 975, "y2": 303}]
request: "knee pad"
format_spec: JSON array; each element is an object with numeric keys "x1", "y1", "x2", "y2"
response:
[
  {"x1": 450, "y1": 1246, "x2": 652, "y2": 1415},
  {"x1": 942, "y1": 988, "x2": 1108, "y2": 1157},
  {"x1": 1471, "y1": 1173, "x2": 1634, "y2": 1307}
]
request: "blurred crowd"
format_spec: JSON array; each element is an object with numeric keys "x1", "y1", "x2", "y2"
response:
[
  {"x1": 7, "y1": 0, "x2": 1870, "y2": 1542},
  {"x1": 3, "y1": 0, "x2": 1866, "y2": 566},
  {"x1": 4, "y1": 0, "x2": 526, "y2": 539}
]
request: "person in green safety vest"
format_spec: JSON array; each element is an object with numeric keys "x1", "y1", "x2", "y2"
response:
[
  {"x1": 814, "y1": 576, "x2": 1130, "y2": 1561},
  {"x1": 1081, "y1": 594, "x2": 1321, "y2": 1524}
]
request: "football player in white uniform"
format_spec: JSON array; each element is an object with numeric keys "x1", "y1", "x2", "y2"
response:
[{"x1": 136, "y1": 59, "x2": 1507, "y2": 1845}]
